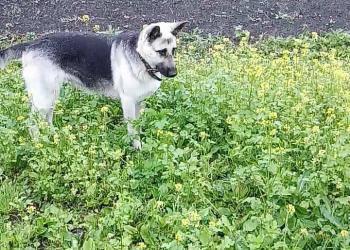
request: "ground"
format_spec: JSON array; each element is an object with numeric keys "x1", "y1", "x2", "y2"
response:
[{"x1": 0, "y1": 0, "x2": 349, "y2": 38}]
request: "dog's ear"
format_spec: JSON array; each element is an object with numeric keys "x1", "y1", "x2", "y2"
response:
[
  {"x1": 148, "y1": 25, "x2": 161, "y2": 42},
  {"x1": 172, "y1": 21, "x2": 189, "y2": 36}
]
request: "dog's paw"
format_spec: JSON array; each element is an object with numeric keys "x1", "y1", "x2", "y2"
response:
[
  {"x1": 132, "y1": 139, "x2": 142, "y2": 150},
  {"x1": 29, "y1": 125, "x2": 40, "y2": 140}
]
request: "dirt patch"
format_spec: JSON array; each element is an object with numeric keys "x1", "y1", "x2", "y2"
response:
[{"x1": 0, "y1": 0, "x2": 349, "y2": 38}]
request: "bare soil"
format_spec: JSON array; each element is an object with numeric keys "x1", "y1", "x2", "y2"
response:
[{"x1": 0, "y1": 0, "x2": 349, "y2": 38}]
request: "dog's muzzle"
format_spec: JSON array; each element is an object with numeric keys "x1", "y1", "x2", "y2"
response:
[{"x1": 156, "y1": 63, "x2": 177, "y2": 78}]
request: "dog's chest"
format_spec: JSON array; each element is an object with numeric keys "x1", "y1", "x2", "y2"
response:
[{"x1": 125, "y1": 78, "x2": 161, "y2": 101}]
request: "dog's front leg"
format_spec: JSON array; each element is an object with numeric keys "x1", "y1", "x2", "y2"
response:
[{"x1": 121, "y1": 97, "x2": 142, "y2": 149}]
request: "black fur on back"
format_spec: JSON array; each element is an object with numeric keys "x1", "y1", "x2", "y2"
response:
[
  {"x1": 0, "y1": 42, "x2": 30, "y2": 66},
  {"x1": 28, "y1": 31, "x2": 139, "y2": 88}
]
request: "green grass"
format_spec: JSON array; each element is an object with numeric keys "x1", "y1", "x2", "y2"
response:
[{"x1": 1, "y1": 32, "x2": 350, "y2": 249}]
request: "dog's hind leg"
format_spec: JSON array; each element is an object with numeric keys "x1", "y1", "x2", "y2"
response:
[{"x1": 22, "y1": 52, "x2": 63, "y2": 136}]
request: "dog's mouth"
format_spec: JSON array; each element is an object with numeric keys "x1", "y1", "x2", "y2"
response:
[{"x1": 156, "y1": 65, "x2": 177, "y2": 78}]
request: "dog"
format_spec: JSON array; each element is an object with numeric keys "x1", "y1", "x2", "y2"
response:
[{"x1": 0, "y1": 21, "x2": 188, "y2": 149}]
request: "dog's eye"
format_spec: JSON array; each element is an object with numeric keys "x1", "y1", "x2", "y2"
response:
[
  {"x1": 172, "y1": 48, "x2": 177, "y2": 55},
  {"x1": 156, "y1": 49, "x2": 167, "y2": 57}
]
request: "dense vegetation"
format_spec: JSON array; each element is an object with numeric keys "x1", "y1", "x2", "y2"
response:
[{"x1": 1, "y1": 31, "x2": 350, "y2": 249}]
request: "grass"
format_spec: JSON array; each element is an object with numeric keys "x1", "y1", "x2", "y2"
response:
[{"x1": 1, "y1": 31, "x2": 350, "y2": 249}]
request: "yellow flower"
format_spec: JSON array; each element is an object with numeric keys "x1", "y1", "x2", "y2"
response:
[
  {"x1": 213, "y1": 44, "x2": 225, "y2": 51},
  {"x1": 199, "y1": 131, "x2": 209, "y2": 139},
  {"x1": 311, "y1": 32, "x2": 318, "y2": 39},
  {"x1": 136, "y1": 242, "x2": 146, "y2": 249},
  {"x1": 260, "y1": 82, "x2": 270, "y2": 92},
  {"x1": 21, "y1": 95, "x2": 29, "y2": 102},
  {"x1": 272, "y1": 147, "x2": 286, "y2": 154},
  {"x1": 156, "y1": 201, "x2": 164, "y2": 209},
  {"x1": 283, "y1": 124, "x2": 290, "y2": 132},
  {"x1": 175, "y1": 183, "x2": 182, "y2": 192},
  {"x1": 292, "y1": 103, "x2": 303, "y2": 112},
  {"x1": 65, "y1": 125, "x2": 73, "y2": 131},
  {"x1": 157, "y1": 129, "x2": 163, "y2": 137},
  {"x1": 336, "y1": 181, "x2": 343, "y2": 189},
  {"x1": 175, "y1": 232, "x2": 183, "y2": 241},
  {"x1": 286, "y1": 204, "x2": 295, "y2": 215},
  {"x1": 213, "y1": 51, "x2": 221, "y2": 58},
  {"x1": 189, "y1": 211, "x2": 201, "y2": 222},
  {"x1": 334, "y1": 69, "x2": 349, "y2": 81},
  {"x1": 100, "y1": 106, "x2": 109, "y2": 113},
  {"x1": 209, "y1": 220, "x2": 221, "y2": 228},
  {"x1": 53, "y1": 134, "x2": 59, "y2": 144},
  {"x1": 27, "y1": 205, "x2": 36, "y2": 213},
  {"x1": 300, "y1": 228, "x2": 308, "y2": 236},
  {"x1": 300, "y1": 92, "x2": 310, "y2": 103},
  {"x1": 311, "y1": 126, "x2": 320, "y2": 134},
  {"x1": 39, "y1": 121, "x2": 48, "y2": 128},
  {"x1": 16, "y1": 115, "x2": 25, "y2": 121},
  {"x1": 223, "y1": 37, "x2": 230, "y2": 43},
  {"x1": 18, "y1": 136, "x2": 25, "y2": 144},
  {"x1": 269, "y1": 129, "x2": 277, "y2": 136},
  {"x1": 318, "y1": 149, "x2": 326, "y2": 158},
  {"x1": 114, "y1": 149, "x2": 122, "y2": 160},
  {"x1": 226, "y1": 116, "x2": 234, "y2": 125},
  {"x1": 80, "y1": 14, "x2": 90, "y2": 23},
  {"x1": 92, "y1": 24, "x2": 100, "y2": 32},
  {"x1": 69, "y1": 134, "x2": 76, "y2": 141},
  {"x1": 256, "y1": 108, "x2": 265, "y2": 114},
  {"x1": 269, "y1": 112, "x2": 278, "y2": 120},
  {"x1": 326, "y1": 108, "x2": 334, "y2": 115},
  {"x1": 181, "y1": 218, "x2": 190, "y2": 227},
  {"x1": 165, "y1": 131, "x2": 175, "y2": 137},
  {"x1": 71, "y1": 187, "x2": 78, "y2": 195},
  {"x1": 259, "y1": 119, "x2": 269, "y2": 126},
  {"x1": 340, "y1": 230, "x2": 349, "y2": 238},
  {"x1": 282, "y1": 49, "x2": 290, "y2": 56}
]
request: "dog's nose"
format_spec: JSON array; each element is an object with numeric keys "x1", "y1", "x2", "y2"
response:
[{"x1": 167, "y1": 68, "x2": 177, "y2": 77}]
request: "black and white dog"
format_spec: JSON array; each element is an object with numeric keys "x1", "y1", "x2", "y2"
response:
[{"x1": 0, "y1": 21, "x2": 188, "y2": 149}]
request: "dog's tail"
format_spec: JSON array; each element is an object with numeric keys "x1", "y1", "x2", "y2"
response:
[{"x1": 0, "y1": 42, "x2": 30, "y2": 69}]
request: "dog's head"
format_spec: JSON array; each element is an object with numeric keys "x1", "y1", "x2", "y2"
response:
[{"x1": 137, "y1": 21, "x2": 188, "y2": 78}]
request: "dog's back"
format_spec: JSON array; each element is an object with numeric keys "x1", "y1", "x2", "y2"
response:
[
  {"x1": 0, "y1": 42, "x2": 30, "y2": 69},
  {"x1": 33, "y1": 33, "x2": 115, "y2": 87},
  {"x1": 0, "y1": 32, "x2": 136, "y2": 86}
]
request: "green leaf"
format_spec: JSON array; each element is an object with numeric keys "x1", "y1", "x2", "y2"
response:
[
  {"x1": 219, "y1": 236, "x2": 235, "y2": 249},
  {"x1": 198, "y1": 229, "x2": 211, "y2": 245},
  {"x1": 243, "y1": 217, "x2": 260, "y2": 232},
  {"x1": 221, "y1": 215, "x2": 231, "y2": 228},
  {"x1": 320, "y1": 205, "x2": 342, "y2": 228},
  {"x1": 82, "y1": 238, "x2": 95, "y2": 250},
  {"x1": 140, "y1": 225, "x2": 155, "y2": 245}
]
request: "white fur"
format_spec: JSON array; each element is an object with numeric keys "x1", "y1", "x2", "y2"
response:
[
  {"x1": 111, "y1": 38, "x2": 162, "y2": 149},
  {"x1": 22, "y1": 51, "x2": 65, "y2": 122},
  {"x1": 0, "y1": 58, "x2": 4, "y2": 69},
  {"x1": 137, "y1": 22, "x2": 178, "y2": 67}
]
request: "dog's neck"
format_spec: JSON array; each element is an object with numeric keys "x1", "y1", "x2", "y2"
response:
[{"x1": 137, "y1": 53, "x2": 162, "y2": 81}]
